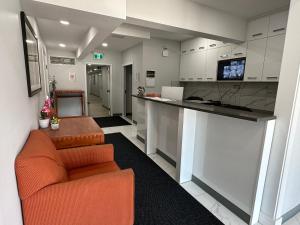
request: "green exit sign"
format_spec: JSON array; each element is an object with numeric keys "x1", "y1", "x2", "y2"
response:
[{"x1": 93, "y1": 52, "x2": 104, "y2": 60}]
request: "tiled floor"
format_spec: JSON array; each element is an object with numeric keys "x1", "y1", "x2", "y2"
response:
[
  {"x1": 102, "y1": 123, "x2": 300, "y2": 225},
  {"x1": 87, "y1": 94, "x2": 110, "y2": 117}
]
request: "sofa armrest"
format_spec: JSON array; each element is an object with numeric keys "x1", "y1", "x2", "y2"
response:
[
  {"x1": 58, "y1": 144, "x2": 114, "y2": 169},
  {"x1": 23, "y1": 169, "x2": 135, "y2": 225}
]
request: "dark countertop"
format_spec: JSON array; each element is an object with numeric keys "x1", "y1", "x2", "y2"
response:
[{"x1": 132, "y1": 95, "x2": 276, "y2": 122}]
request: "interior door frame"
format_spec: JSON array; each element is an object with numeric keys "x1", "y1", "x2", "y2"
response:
[
  {"x1": 84, "y1": 63, "x2": 113, "y2": 116},
  {"x1": 122, "y1": 62, "x2": 133, "y2": 118}
]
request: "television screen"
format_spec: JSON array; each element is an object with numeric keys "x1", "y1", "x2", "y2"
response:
[{"x1": 217, "y1": 57, "x2": 246, "y2": 81}]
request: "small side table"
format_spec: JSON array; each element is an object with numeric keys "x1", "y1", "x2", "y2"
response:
[
  {"x1": 42, "y1": 117, "x2": 105, "y2": 149},
  {"x1": 54, "y1": 90, "x2": 85, "y2": 117}
]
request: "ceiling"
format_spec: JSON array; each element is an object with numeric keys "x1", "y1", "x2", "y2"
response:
[
  {"x1": 37, "y1": 18, "x2": 89, "y2": 52},
  {"x1": 191, "y1": 0, "x2": 290, "y2": 19}
]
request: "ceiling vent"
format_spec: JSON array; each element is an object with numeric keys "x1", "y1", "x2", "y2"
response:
[{"x1": 50, "y1": 56, "x2": 75, "y2": 65}]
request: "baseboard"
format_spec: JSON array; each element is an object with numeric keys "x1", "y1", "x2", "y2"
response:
[
  {"x1": 282, "y1": 204, "x2": 300, "y2": 223},
  {"x1": 192, "y1": 175, "x2": 250, "y2": 224},
  {"x1": 136, "y1": 135, "x2": 145, "y2": 143},
  {"x1": 259, "y1": 212, "x2": 282, "y2": 225},
  {"x1": 156, "y1": 148, "x2": 176, "y2": 167}
]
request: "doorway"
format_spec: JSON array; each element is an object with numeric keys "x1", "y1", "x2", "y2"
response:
[
  {"x1": 86, "y1": 64, "x2": 111, "y2": 117},
  {"x1": 124, "y1": 64, "x2": 133, "y2": 121}
]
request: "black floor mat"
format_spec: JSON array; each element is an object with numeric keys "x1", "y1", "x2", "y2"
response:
[
  {"x1": 93, "y1": 116, "x2": 131, "y2": 128},
  {"x1": 105, "y1": 132, "x2": 223, "y2": 225}
]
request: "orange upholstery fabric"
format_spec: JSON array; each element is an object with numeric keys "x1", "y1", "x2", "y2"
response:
[
  {"x1": 15, "y1": 130, "x2": 67, "y2": 200},
  {"x1": 68, "y1": 161, "x2": 120, "y2": 180},
  {"x1": 15, "y1": 130, "x2": 135, "y2": 225},
  {"x1": 57, "y1": 144, "x2": 114, "y2": 170}
]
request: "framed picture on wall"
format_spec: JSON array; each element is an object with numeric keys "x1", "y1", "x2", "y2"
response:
[{"x1": 20, "y1": 11, "x2": 42, "y2": 97}]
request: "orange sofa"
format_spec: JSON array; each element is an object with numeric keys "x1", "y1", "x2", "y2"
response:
[{"x1": 15, "y1": 130, "x2": 135, "y2": 225}]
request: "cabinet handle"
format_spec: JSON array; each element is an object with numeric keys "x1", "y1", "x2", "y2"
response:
[
  {"x1": 188, "y1": 78, "x2": 194, "y2": 80},
  {"x1": 209, "y1": 44, "x2": 217, "y2": 47},
  {"x1": 266, "y1": 76, "x2": 278, "y2": 80},
  {"x1": 182, "y1": 50, "x2": 187, "y2": 54},
  {"x1": 206, "y1": 78, "x2": 213, "y2": 80},
  {"x1": 199, "y1": 47, "x2": 205, "y2": 50},
  {"x1": 234, "y1": 53, "x2": 243, "y2": 56},
  {"x1": 197, "y1": 78, "x2": 203, "y2": 80},
  {"x1": 220, "y1": 54, "x2": 229, "y2": 58},
  {"x1": 247, "y1": 77, "x2": 258, "y2": 80},
  {"x1": 273, "y1": 28, "x2": 285, "y2": 33},
  {"x1": 181, "y1": 78, "x2": 186, "y2": 80},
  {"x1": 190, "y1": 49, "x2": 195, "y2": 52},
  {"x1": 252, "y1": 33, "x2": 263, "y2": 37}
]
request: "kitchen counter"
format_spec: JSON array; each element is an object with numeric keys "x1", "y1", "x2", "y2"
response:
[{"x1": 132, "y1": 94, "x2": 275, "y2": 122}]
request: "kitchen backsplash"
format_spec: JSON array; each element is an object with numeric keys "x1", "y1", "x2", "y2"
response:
[{"x1": 182, "y1": 82, "x2": 278, "y2": 112}]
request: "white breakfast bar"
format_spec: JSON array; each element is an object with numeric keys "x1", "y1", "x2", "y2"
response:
[{"x1": 133, "y1": 94, "x2": 276, "y2": 225}]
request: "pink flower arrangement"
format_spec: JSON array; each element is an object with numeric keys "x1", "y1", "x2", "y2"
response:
[{"x1": 40, "y1": 97, "x2": 54, "y2": 119}]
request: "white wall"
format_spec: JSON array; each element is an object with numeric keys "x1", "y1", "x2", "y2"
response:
[
  {"x1": 260, "y1": 0, "x2": 300, "y2": 222},
  {"x1": 122, "y1": 43, "x2": 143, "y2": 122},
  {"x1": 48, "y1": 49, "x2": 123, "y2": 115},
  {"x1": 0, "y1": 1, "x2": 46, "y2": 225},
  {"x1": 142, "y1": 38, "x2": 181, "y2": 93}
]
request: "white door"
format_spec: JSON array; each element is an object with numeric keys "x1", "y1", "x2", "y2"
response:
[
  {"x1": 262, "y1": 34, "x2": 286, "y2": 82},
  {"x1": 244, "y1": 38, "x2": 267, "y2": 81},
  {"x1": 205, "y1": 48, "x2": 218, "y2": 81},
  {"x1": 193, "y1": 51, "x2": 206, "y2": 81}
]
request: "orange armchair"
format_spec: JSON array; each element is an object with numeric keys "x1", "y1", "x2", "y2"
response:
[{"x1": 15, "y1": 130, "x2": 134, "y2": 225}]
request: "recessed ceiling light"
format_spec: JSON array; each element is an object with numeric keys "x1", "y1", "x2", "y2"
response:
[
  {"x1": 26, "y1": 39, "x2": 34, "y2": 44},
  {"x1": 60, "y1": 20, "x2": 70, "y2": 25},
  {"x1": 102, "y1": 43, "x2": 108, "y2": 47},
  {"x1": 59, "y1": 43, "x2": 66, "y2": 48}
]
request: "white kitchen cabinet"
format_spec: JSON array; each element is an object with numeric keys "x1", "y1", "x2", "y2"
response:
[
  {"x1": 180, "y1": 53, "x2": 189, "y2": 81},
  {"x1": 205, "y1": 48, "x2": 218, "y2": 81},
  {"x1": 247, "y1": 16, "x2": 269, "y2": 41},
  {"x1": 193, "y1": 51, "x2": 206, "y2": 81},
  {"x1": 218, "y1": 46, "x2": 232, "y2": 61},
  {"x1": 268, "y1": 11, "x2": 288, "y2": 37},
  {"x1": 231, "y1": 42, "x2": 247, "y2": 58},
  {"x1": 244, "y1": 38, "x2": 267, "y2": 81},
  {"x1": 262, "y1": 34, "x2": 286, "y2": 82}
]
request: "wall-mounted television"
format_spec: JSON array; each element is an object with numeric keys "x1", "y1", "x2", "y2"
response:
[{"x1": 217, "y1": 57, "x2": 246, "y2": 81}]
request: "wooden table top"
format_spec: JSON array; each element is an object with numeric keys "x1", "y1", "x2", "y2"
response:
[{"x1": 42, "y1": 117, "x2": 103, "y2": 138}]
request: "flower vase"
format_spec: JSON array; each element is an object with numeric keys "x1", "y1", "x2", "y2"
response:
[{"x1": 39, "y1": 118, "x2": 50, "y2": 129}]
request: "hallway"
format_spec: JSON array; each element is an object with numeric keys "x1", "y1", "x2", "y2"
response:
[{"x1": 87, "y1": 94, "x2": 110, "y2": 117}]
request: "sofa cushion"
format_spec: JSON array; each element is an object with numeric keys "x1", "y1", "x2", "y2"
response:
[
  {"x1": 15, "y1": 130, "x2": 67, "y2": 200},
  {"x1": 68, "y1": 162, "x2": 120, "y2": 181}
]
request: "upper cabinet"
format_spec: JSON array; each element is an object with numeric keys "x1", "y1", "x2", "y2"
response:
[
  {"x1": 268, "y1": 11, "x2": 289, "y2": 37},
  {"x1": 247, "y1": 16, "x2": 269, "y2": 41},
  {"x1": 262, "y1": 34, "x2": 286, "y2": 82},
  {"x1": 244, "y1": 38, "x2": 268, "y2": 81},
  {"x1": 179, "y1": 10, "x2": 287, "y2": 83}
]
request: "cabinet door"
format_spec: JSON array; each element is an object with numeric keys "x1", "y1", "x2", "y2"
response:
[
  {"x1": 193, "y1": 51, "x2": 206, "y2": 81},
  {"x1": 231, "y1": 43, "x2": 247, "y2": 58},
  {"x1": 247, "y1": 16, "x2": 269, "y2": 41},
  {"x1": 262, "y1": 34, "x2": 285, "y2": 82},
  {"x1": 218, "y1": 46, "x2": 232, "y2": 61},
  {"x1": 268, "y1": 11, "x2": 288, "y2": 37},
  {"x1": 180, "y1": 53, "x2": 189, "y2": 81},
  {"x1": 244, "y1": 38, "x2": 267, "y2": 81},
  {"x1": 205, "y1": 48, "x2": 218, "y2": 81}
]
